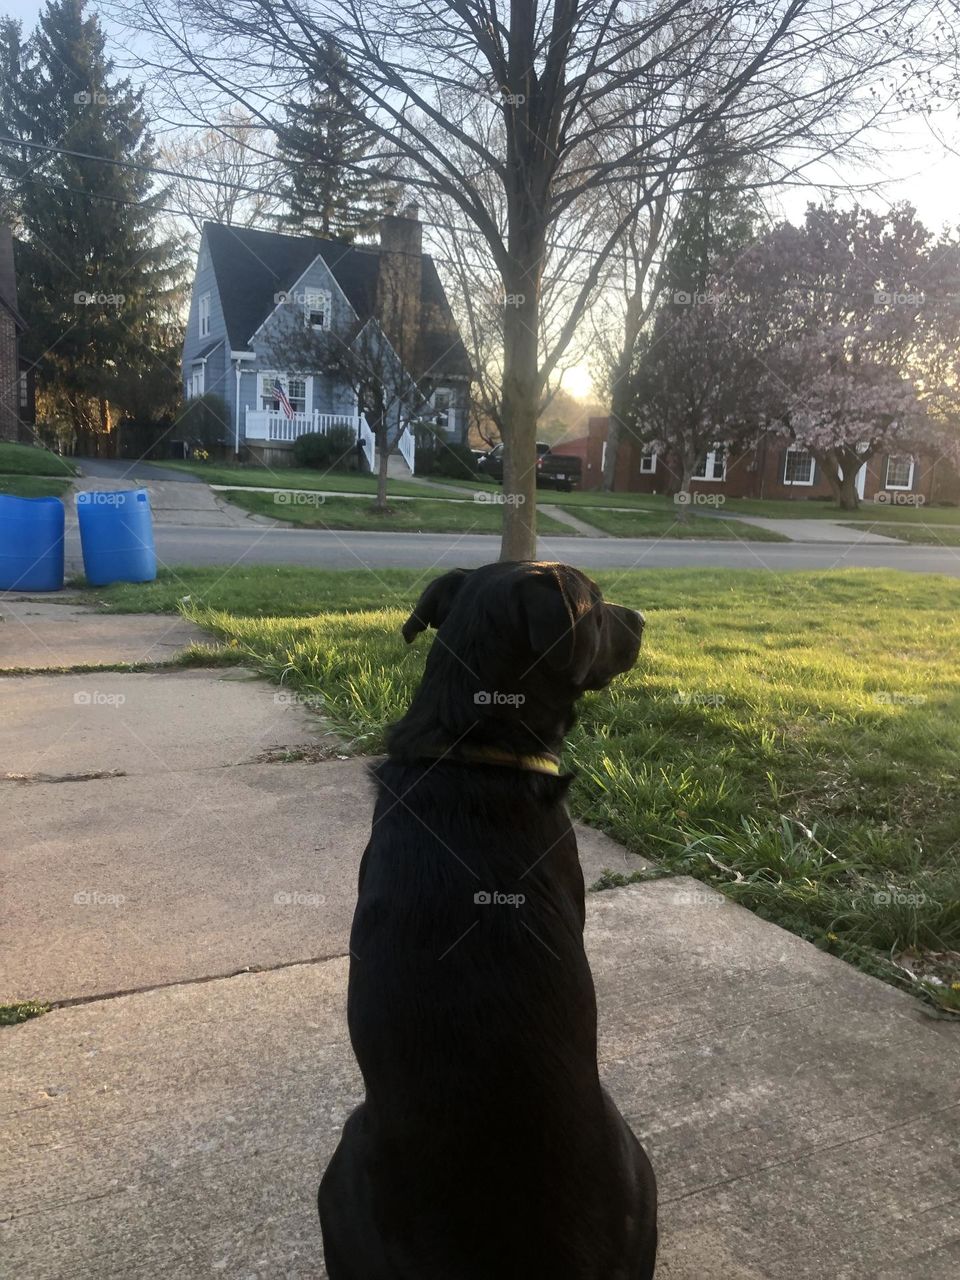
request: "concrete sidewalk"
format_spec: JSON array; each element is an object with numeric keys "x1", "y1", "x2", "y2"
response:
[{"x1": 2, "y1": 605, "x2": 958, "y2": 1278}]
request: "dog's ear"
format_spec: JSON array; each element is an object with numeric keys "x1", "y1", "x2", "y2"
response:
[
  {"x1": 520, "y1": 566, "x2": 600, "y2": 685},
  {"x1": 401, "y1": 569, "x2": 471, "y2": 643}
]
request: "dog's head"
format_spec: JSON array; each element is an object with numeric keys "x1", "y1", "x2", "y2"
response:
[{"x1": 401, "y1": 558, "x2": 642, "y2": 706}]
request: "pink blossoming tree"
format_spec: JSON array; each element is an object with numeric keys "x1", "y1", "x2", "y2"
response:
[{"x1": 737, "y1": 205, "x2": 960, "y2": 509}]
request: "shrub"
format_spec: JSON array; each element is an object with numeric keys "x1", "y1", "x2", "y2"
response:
[
  {"x1": 433, "y1": 441, "x2": 477, "y2": 479},
  {"x1": 292, "y1": 425, "x2": 359, "y2": 471},
  {"x1": 178, "y1": 393, "x2": 230, "y2": 452}
]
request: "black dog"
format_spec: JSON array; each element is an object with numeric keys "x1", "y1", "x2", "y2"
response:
[{"x1": 319, "y1": 561, "x2": 657, "y2": 1279}]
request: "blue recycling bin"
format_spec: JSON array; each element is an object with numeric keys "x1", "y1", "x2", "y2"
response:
[
  {"x1": 0, "y1": 494, "x2": 65, "y2": 591},
  {"x1": 77, "y1": 488, "x2": 157, "y2": 587}
]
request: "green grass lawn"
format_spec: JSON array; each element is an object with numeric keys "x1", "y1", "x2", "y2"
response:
[
  {"x1": 84, "y1": 564, "x2": 960, "y2": 1013},
  {"x1": 0, "y1": 441, "x2": 77, "y2": 477},
  {"x1": 0, "y1": 474, "x2": 73, "y2": 499},
  {"x1": 839, "y1": 522, "x2": 960, "y2": 546},
  {"x1": 222, "y1": 488, "x2": 573, "y2": 535},
  {"x1": 165, "y1": 460, "x2": 436, "y2": 499},
  {"x1": 446, "y1": 474, "x2": 960, "y2": 523},
  {"x1": 575, "y1": 505, "x2": 790, "y2": 541}
]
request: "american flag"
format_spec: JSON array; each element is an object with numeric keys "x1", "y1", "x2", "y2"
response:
[{"x1": 274, "y1": 378, "x2": 295, "y2": 419}]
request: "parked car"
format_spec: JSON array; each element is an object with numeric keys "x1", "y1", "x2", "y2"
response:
[{"x1": 476, "y1": 441, "x2": 582, "y2": 492}]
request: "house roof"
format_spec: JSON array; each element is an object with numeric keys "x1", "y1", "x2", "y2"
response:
[
  {"x1": 202, "y1": 222, "x2": 471, "y2": 379},
  {"x1": 0, "y1": 225, "x2": 26, "y2": 330}
]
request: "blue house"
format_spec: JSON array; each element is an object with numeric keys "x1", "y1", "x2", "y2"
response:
[{"x1": 181, "y1": 206, "x2": 472, "y2": 468}]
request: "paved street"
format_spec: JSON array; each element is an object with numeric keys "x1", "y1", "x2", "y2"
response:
[{"x1": 60, "y1": 520, "x2": 960, "y2": 576}]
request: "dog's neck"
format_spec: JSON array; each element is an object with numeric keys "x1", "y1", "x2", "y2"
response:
[{"x1": 386, "y1": 635, "x2": 579, "y2": 765}]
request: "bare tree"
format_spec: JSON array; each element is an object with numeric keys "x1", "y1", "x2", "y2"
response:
[
  {"x1": 268, "y1": 314, "x2": 424, "y2": 513},
  {"x1": 116, "y1": 0, "x2": 949, "y2": 556},
  {"x1": 159, "y1": 107, "x2": 282, "y2": 235}
]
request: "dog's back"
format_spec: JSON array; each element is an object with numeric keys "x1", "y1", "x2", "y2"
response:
[{"x1": 320, "y1": 760, "x2": 657, "y2": 1279}]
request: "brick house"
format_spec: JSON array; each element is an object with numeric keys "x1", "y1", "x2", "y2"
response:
[
  {"x1": 563, "y1": 416, "x2": 956, "y2": 505},
  {"x1": 181, "y1": 206, "x2": 472, "y2": 467},
  {"x1": 0, "y1": 224, "x2": 32, "y2": 444}
]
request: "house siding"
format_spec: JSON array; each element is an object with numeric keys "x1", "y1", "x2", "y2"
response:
[
  {"x1": 565, "y1": 417, "x2": 957, "y2": 504},
  {"x1": 244, "y1": 254, "x2": 359, "y2": 435}
]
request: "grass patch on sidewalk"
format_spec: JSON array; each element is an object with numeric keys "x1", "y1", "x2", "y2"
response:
[
  {"x1": 222, "y1": 488, "x2": 572, "y2": 535},
  {"x1": 84, "y1": 565, "x2": 960, "y2": 1011}
]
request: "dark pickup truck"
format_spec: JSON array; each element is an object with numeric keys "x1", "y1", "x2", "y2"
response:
[{"x1": 476, "y1": 441, "x2": 582, "y2": 492}]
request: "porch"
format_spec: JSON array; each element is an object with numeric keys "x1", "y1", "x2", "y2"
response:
[{"x1": 244, "y1": 409, "x2": 378, "y2": 472}]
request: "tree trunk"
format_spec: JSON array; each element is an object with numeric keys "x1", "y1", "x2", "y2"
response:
[
  {"x1": 602, "y1": 412, "x2": 623, "y2": 492},
  {"x1": 822, "y1": 449, "x2": 861, "y2": 511},
  {"x1": 837, "y1": 469, "x2": 860, "y2": 511},
  {"x1": 374, "y1": 427, "x2": 390, "y2": 512},
  {"x1": 675, "y1": 458, "x2": 696, "y2": 523},
  {"x1": 499, "y1": 282, "x2": 541, "y2": 561}
]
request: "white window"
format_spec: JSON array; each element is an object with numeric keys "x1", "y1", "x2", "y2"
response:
[
  {"x1": 783, "y1": 447, "x2": 815, "y2": 486},
  {"x1": 303, "y1": 289, "x2": 330, "y2": 330},
  {"x1": 19, "y1": 370, "x2": 28, "y2": 408},
  {"x1": 885, "y1": 455, "x2": 915, "y2": 490},
  {"x1": 187, "y1": 367, "x2": 204, "y2": 399},
  {"x1": 198, "y1": 293, "x2": 211, "y2": 338},
  {"x1": 639, "y1": 452, "x2": 657, "y2": 474},
  {"x1": 692, "y1": 444, "x2": 726, "y2": 481},
  {"x1": 259, "y1": 373, "x2": 307, "y2": 413},
  {"x1": 432, "y1": 389, "x2": 451, "y2": 429}
]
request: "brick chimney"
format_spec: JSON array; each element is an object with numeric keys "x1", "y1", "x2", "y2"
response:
[{"x1": 376, "y1": 203, "x2": 422, "y2": 368}]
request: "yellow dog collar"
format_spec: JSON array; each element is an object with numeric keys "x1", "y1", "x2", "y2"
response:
[{"x1": 413, "y1": 746, "x2": 562, "y2": 776}]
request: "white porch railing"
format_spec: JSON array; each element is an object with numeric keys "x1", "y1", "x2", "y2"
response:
[
  {"x1": 244, "y1": 408, "x2": 376, "y2": 472},
  {"x1": 397, "y1": 424, "x2": 416, "y2": 474}
]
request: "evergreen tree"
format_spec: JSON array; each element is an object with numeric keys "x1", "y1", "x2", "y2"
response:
[
  {"x1": 661, "y1": 130, "x2": 765, "y2": 300},
  {"x1": 276, "y1": 38, "x2": 400, "y2": 240},
  {"x1": 0, "y1": 0, "x2": 184, "y2": 449}
]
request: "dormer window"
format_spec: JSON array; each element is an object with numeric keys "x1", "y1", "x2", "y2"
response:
[
  {"x1": 304, "y1": 289, "x2": 330, "y2": 330},
  {"x1": 198, "y1": 292, "x2": 211, "y2": 338}
]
